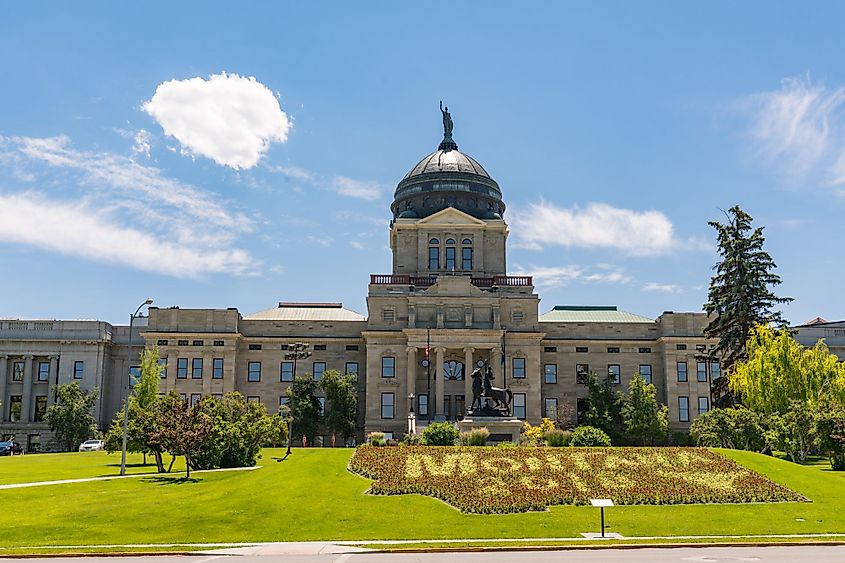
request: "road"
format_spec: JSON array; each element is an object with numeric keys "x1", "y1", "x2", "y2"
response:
[{"x1": 23, "y1": 546, "x2": 845, "y2": 563}]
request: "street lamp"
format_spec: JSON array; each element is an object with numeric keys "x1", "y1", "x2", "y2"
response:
[
  {"x1": 283, "y1": 342, "x2": 311, "y2": 456},
  {"x1": 120, "y1": 298, "x2": 153, "y2": 477}
]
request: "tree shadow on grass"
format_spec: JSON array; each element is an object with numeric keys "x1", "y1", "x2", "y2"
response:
[
  {"x1": 104, "y1": 462, "x2": 155, "y2": 469},
  {"x1": 141, "y1": 476, "x2": 202, "y2": 485},
  {"x1": 272, "y1": 452, "x2": 292, "y2": 463}
]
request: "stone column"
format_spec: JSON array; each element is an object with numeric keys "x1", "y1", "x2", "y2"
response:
[
  {"x1": 47, "y1": 355, "x2": 58, "y2": 407},
  {"x1": 463, "y1": 347, "x2": 474, "y2": 412},
  {"x1": 406, "y1": 347, "x2": 417, "y2": 404},
  {"x1": 202, "y1": 351, "x2": 213, "y2": 396},
  {"x1": 21, "y1": 355, "x2": 33, "y2": 423},
  {"x1": 434, "y1": 347, "x2": 446, "y2": 420},
  {"x1": 491, "y1": 347, "x2": 503, "y2": 386},
  {"x1": 0, "y1": 355, "x2": 7, "y2": 421}
]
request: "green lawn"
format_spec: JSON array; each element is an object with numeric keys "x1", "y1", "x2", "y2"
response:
[
  {"x1": 0, "y1": 448, "x2": 843, "y2": 548},
  {"x1": 0, "y1": 451, "x2": 185, "y2": 485}
]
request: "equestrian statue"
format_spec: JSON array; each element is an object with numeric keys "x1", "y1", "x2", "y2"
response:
[{"x1": 469, "y1": 365, "x2": 513, "y2": 417}]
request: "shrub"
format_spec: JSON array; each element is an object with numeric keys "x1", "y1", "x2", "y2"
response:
[
  {"x1": 421, "y1": 422, "x2": 459, "y2": 446},
  {"x1": 460, "y1": 427, "x2": 490, "y2": 446},
  {"x1": 690, "y1": 407, "x2": 766, "y2": 451},
  {"x1": 671, "y1": 431, "x2": 694, "y2": 446},
  {"x1": 544, "y1": 429, "x2": 571, "y2": 447},
  {"x1": 401, "y1": 433, "x2": 422, "y2": 446},
  {"x1": 521, "y1": 418, "x2": 556, "y2": 445},
  {"x1": 569, "y1": 425, "x2": 611, "y2": 447},
  {"x1": 367, "y1": 432, "x2": 386, "y2": 446},
  {"x1": 496, "y1": 441, "x2": 517, "y2": 448}
]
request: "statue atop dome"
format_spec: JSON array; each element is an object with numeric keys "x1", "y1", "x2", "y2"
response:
[{"x1": 440, "y1": 101, "x2": 453, "y2": 140}]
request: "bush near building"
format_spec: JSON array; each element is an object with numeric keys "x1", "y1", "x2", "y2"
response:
[
  {"x1": 569, "y1": 425, "x2": 611, "y2": 447},
  {"x1": 421, "y1": 422, "x2": 460, "y2": 446}
]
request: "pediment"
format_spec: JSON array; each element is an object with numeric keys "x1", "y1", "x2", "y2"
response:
[
  {"x1": 421, "y1": 275, "x2": 488, "y2": 297},
  {"x1": 416, "y1": 207, "x2": 487, "y2": 226}
]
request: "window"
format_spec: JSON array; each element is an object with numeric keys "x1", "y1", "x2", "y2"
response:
[
  {"x1": 129, "y1": 367, "x2": 141, "y2": 387},
  {"x1": 158, "y1": 358, "x2": 167, "y2": 378},
  {"x1": 445, "y1": 238, "x2": 456, "y2": 244},
  {"x1": 280, "y1": 344, "x2": 290, "y2": 350},
  {"x1": 248, "y1": 361, "x2": 261, "y2": 382},
  {"x1": 639, "y1": 347, "x2": 652, "y2": 354},
  {"x1": 346, "y1": 344, "x2": 359, "y2": 351},
  {"x1": 213, "y1": 340, "x2": 225, "y2": 346},
  {"x1": 9, "y1": 396, "x2": 21, "y2": 422},
  {"x1": 382, "y1": 308, "x2": 395, "y2": 322},
  {"x1": 381, "y1": 392, "x2": 395, "y2": 419},
  {"x1": 575, "y1": 346, "x2": 589, "y2": 353},
  {"x1": 345, "y1": 362, "x2": 359, "y2": 377},
  {"x1": 677, "y1": 361, "x2": 688, "y2": 382},
  {"x1": 544, "y1": 364, "x2": 558, "y2": 384},
  {"x1": 279, "y1": 396, "x2": 289, "y2": 407},
  {"x1": 513, "y1": 393, "x2": 526, "y2": 419},
  {"x1": 710, "y1": 361, "x2": 721, "y2": 380},
  {"x1": 313, "y1": 362, "x2": 326, "y2": 381},
  {"x1": 177, "y1": 358, "x2": 188, "y2": 379},
  {"x1": 428, "y1": 245, "x2": 440, "y2": 270},
  {"x1": 157, "y1": 339, "x2": 168, "y2": 346},
  {"x1": 576, "y1": 398, "x2": 589, "y2": 424},
  {"x1": 461, "y1": 247, "x2": 472, "y2": 270},
  {"x1": 676, "y1": 344, "x2": 687, "y2": 350},
  {"x1": 191, "y1": 358, "x2": 203, "y2": 379},
  {"x1": 248, "y1": 344, "x2": 262, "y2": 351},
  {"x1": 696, "y1": 344, "x2": 706, "y2": 352},
  {"x1": 27, "y1": 434, "x2": 40, "y2": 453},
  {"x1": 607, "y1": 347, "x2": 620, "y2": 353},
  {"x1": 179, "y1": 393, "x2": 187, "y2": 402},
  {"x1": 212, "y1": 393, "x2": 223, "y2": 400},
  {"x1": 12, "y1": 361, "x2": 24, "y2": 381},
  {"x1": 418, "y1": 394, "x2": 428, "y2": 417},
  {"x1": 212, "y1": 358, "x2": 223, "y2": 379},
  {"x1": 544, "y1": 398, "x2": 558, "y2": 420},
  {"x1": 698, "y1": 396, "x2": 709, "y2": 414},
  {"x1": 512, "y1": 357, "x2": 526, "y2": 378},
  {"x1": 280, "y1": 361, "x2": 294, "y2": 382},
  {"x1": 429, "y1": 237, "x2": 440, "y2": 244},
  {"x1": 73, "y1": 361, "x2": 84, "y2": 380},
  {"x1": 314, "y1": 344, "x2": 327, "y2": 351},
  {"x1": 34, "y1": 396, "x2": 47, "y2": 422},
  {"x1": 445, "y1": 246, "x2": 456, "y2": 270},
  {"x1": 639, "y1": 364, "x2": 652, "y2": 385},
  {"x1": 697, "y1": 361, "x2": 707, "y2": 382},
  {"x1": 679, "y1": 396, "x2": 690, "y2": 422},
  {"x1": 190, "y1": 393, "x2": 202, "y2": 407},
  {"x1": 37, "y1": 361, "x2": 49, "y2": 382},
  {"x1": 318, "y1": 397, "x2": 326, "y2": 415},
  {"x1": 576, "y1": 364, "x2": 590, "y2": 384},
  {"x1": 544, "y1": 346, "x2": 557, "y2": 353},
  {"x1": 192, "y1": 340, "x2": 203, "y2": 347},
  {"x1": 381, "y1": 357, "x2": 395, "y2": 378},
  {"x1": 177, "y1": 340, "x2": 189, "y2": 346},
  {"x1": 608, "y1": 364, "x2": 621, "y2": 384},
  {"x1": 511, "y1": 310, "x2": 524, "y2": 323}
]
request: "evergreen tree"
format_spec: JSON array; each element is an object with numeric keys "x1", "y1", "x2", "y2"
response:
[
  {"x1": 581, "y1": 372, "x2": 623, "y2": 440},
  {"x1": 704, "y1": 205, "x2": 792, "y2": 405},
  {"x1": 285, "y1": 376, "x2": 323, "y2": 444},
  {"x1": 620, "y1": 375, "x2": 668, "y2": 446}
]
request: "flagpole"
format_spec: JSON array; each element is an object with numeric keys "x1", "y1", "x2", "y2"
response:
[{"x1": 426, "y1": 328, "x2": 432, "y2": 422}]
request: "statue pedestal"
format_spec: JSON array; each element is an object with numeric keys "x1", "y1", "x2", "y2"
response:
[{"x1": 458, "y1": 416, "x2": 523, "y2": 444}]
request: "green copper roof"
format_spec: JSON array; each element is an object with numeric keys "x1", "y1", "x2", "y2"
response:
[{"x1": 540, "y1": 306, "x2": 654, "y2": 323}]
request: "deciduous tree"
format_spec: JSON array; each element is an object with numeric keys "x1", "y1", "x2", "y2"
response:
[
  {"x1": 45, "y1": 382, "x2": 98, "y2": 452},
  {"x1": 319, "y1": 370, "x2": 358, "y2": 445},
  {"x1": 285, "y1": 376, "x2": 323, "y2": 445},
  {"x1": 620, "y1": 375, "x2": 668, "y2": 446},
  {"x1": 149, "y1": 393, "x2": 212, "y2": 479}
]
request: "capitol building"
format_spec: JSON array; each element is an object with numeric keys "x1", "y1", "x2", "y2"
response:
[{"x1": 3, "y1": 111, "x2": 838, "y2": 450}]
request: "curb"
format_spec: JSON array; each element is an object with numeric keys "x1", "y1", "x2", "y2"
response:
[{"x1": 0, "y1": 552, "x2": 196, "y2": 559}]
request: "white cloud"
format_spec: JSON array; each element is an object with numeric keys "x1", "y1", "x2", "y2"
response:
[
  {"x1": 330, "y1": 176, "x2": 382, "y2": 200},
  {"x1": 132, "y1": 129, "x2": 152, "y2": 158},
  {"x1": 510, "y1": 201, "x2": 677, "y2": 255},
  {"x1": 584, "y1": 271, "x2": 633, "y2": 284},
  {"x1": 142, "y1": 72, "x2": 291, "y2": 169},
  {"x1": 350, "y1": 241, "x2": 365, "y2": 250},
  {"x1": 0, "y1": 136, "x2": 257, "y2": 277},
  {"x1": 745, "y1": 75, "x2": 845, "y2": 188},
  {"x1": 642, "y1": 282, "x2": 682, "y2": 293},
  {"x1": 512, "y1": 264, "x2": 631, "y2": 289}
]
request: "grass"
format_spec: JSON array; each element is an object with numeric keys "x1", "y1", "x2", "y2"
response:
[
  {"x1": 0, "y1": 451, "x2": 185, "y2": 485},
  {"x1": 0, "y1": 447, "x2": 844, "y2": 549}
]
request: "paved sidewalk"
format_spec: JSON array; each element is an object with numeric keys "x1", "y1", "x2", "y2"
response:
[
  {"x1": 0, "y1": 465, "x2": 260, "y2": 490},
  {"x1": 199, "y1": 542, "x2": 372, "y2": 556}
]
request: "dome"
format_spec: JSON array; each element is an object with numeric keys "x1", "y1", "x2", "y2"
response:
[{"x1": 391, "y1": 106, "x2": 505, "y2": 221}]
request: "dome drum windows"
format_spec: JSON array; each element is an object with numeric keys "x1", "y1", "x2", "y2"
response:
[{"x1": 427, "y1": 236, "x2": 473, "y2": 271}]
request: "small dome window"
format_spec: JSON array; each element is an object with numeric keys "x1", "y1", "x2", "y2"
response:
[
  {"x1": 429, "y1": 238, "x2": 439, "y2": 244},
  {"x1": 445, "y1": 238, "x2": 456, "y2": 245},
  {"x1": 462, "y1": 238, "x2": 472, "y2": 245}
]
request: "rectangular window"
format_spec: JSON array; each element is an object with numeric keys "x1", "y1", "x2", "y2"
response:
[
  {"x1": 176, "y1": 358, "x2": 188, "y2": 379},
  {"x1": 576, "y1": 398, "x2": 589, "y2": 424},
  {"x1": 382, "y1": 308, "x2": 395, "y2": 322},
  {"x1": 544, "y1": 398, "x2": 558, "y2": 420},
  {"x1": 9, "y1": 396, "x2": 22, "y2": 422},
  {"x1": 190, "y1": 393, "x2": 202, "y2": 407},
  {"x1": 279, "y1": 396, "x2": 289, "y2": 407},
  {"x1": 177, "y1": 339, "x2": 188, "y2": 346},
  {"x1": 445, "y1": 246, "x2": 456, "y2": 270},
  {"x1": 313, "y1": 345, "x2": 327, "y2": 351},
  {"x1": 511, "y1": 310, "x2": 524, "y2": 323},
  {"x1": 191, "y1": 358, "x2": 203, "y2": 379},
  {"x1": 576, "y1": 363, "x2": 590, "y2": 384},
  {"x1": 212, "y1": 358, "x2": 223, "y2": 379},
  {"x1": 444, "y1": 395, "x2": 451, "y2": 420},
  {"x1": 428, "y1": 246, "x2": 440, "y2": 270},
  {"x1": 698, "y1": 396, "x2": 709, "y2": 414},
  {"x1": 576, "y1": 346, "x2": 589, "y2": 353},
  {"x1": 179, "y1": 393, "x2": 187, "y2": 402},
  {"x1": 313, "y1": 361, "x2": 326, "y2": 381},
  {"x1": 543, "y1": 346, "x2": 557, "y2": 353},
  {"x1": 34, "y1": 396, "x2": 47, "y2": 422},
  {"x1": 418, "y1": 394, "x2": 428, "y2": 417},
  {"x1": 677, "y1": 361, "x2": 688, "y2": 382},
  {"x1": 157, "y1": 339, "x2": 169, "y2": 346},
  {"x1": 280, "y1": 361, "x2": 294, "y2": 382},
  {"x1": 247, "y1": 396, "x2": 260, "y2": 403},
  {"x1": 129, "y1": 367, "x2": 141, "y2": 387},
  {"x1": 37, "y1": 361, "x2": 49, "y2": 382},
  {"x1": 73, "y1": 361, "x2": 85, "y2": 380},
  {"x1": 696, "y1": 344, "x2": 706, "y2": 352},
  {"x1": 462, "y1": 247, "x2": 472, "y2": 270},
  {"x1": 607, "y1": 347, "x2": 620, "y2": 353},
  {"x1": 608, "y1": 364, "x2": 621, "y2": 384},
  {"x1": 318, "y1": 397, "x2": 326, "y2": 415},
  {"x1": 697, "y1": 361, "x2": 707, "y2": 382},
  {"x1": 381, "y1": 357, "x2": 395, "y2": 378},
  {"x1": 679, "y1": 396, "x2": 690, "y2": 422},
  {"x1": 248, "y1": 361, "x2": 261, "y2": 382},
  {"x1": 345, "y1": 362, "x2": 358, "y2": 377},
  {"x1": 512, "y1": 357, "x2": 526, "y2": 378},
  {"x1": 212, "y1": 393, "x2": 223, "y2": 400},
  {"x1": 639, "y1": 364, "x2": 652, "y2": 385},
  {"x1": 192, "y1": 340, "x2": 203, "y2": 347},
  {"x1": 27, "y1": 434, "x2": 40, "y2": 453},
  {"x1": 676, "y1": 344, "x2": 687, "y2": 350},
  {"x1": 346, "y1": 344, "x2": 359, "y2": 351},
  {"x1": 381, "y1": 392, "x2": 395, "y2": 419},
  {"x1": 158, "y1": 358, "x2": 167, "y2": 379},
  {"x1": 544, "y1": 364, "x2": 558, "y2": 384},
  {"x1": 638, "y1": 347, "x2": 652, "y2": 354},
  {"x1": 213, "y1": 340, "x2": 225, "y2": 346},
  {"x1": 248, "y1": 344, "x2": 262, "y2": 351},
  {"x1": 513, "y1": 393, "x2": 526, "y2": 419},
  {"x1": 12, "y1": 361, "x2": 24, "y2": 381},
  {"x1": 710, "y1": 361, "x2": 721, "y2": 380}
]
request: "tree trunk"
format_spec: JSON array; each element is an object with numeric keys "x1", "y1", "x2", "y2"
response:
[
  {"x1": 143, "y1": 452, "x2": 147, "y2": 465},
  {"x1": 154, "y1": 450, "x2": 165, "y2": 473},
  {"x1": 185, "y1": 452, "x2": 190, "y2": 479},
  {"x1": 167, "y1": 454, "x2": 176, "y2": 473}
]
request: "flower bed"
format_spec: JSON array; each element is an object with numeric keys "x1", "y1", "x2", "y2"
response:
[{"x1": 348, "y1": 446, "x2": 807, "y2": 513}]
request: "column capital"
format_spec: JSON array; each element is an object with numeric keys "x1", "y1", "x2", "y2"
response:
[
  {"x1": 23, "y1": 354, "x2": 33, "y2": 360},
  {"x1": 0, "y1": 354, "x2": 7, "y2": 360},
  {"x1": 434, "y1": 346, "x2": 447, "y2": 354},
  {"x1": 406, "y1": 346, "x2": 418, "y2": 353},
  {"x1": 462, "y1": 346, "x2": 475, "y2": 354}
]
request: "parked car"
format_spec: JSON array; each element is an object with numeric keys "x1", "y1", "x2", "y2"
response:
[
  {"x1": 0, "y1": 441, "x2": 23, "y2": 456},
  {"x1": 78, "y1": 439, "x2": 104, "y2": 452}
]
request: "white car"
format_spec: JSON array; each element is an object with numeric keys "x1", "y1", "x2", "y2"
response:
[{"x1": 78, "y1": 439, "x2": 104, "y2": 452}]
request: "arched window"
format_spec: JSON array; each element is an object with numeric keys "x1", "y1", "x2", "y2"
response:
[
  {"x1": 445, "y1": 238, "x2": 456, "y2": 245},
  {"x1": 428, "y1": 240, "x2": 440, "y2": 270},
  {"x1": 462, "y1": 240, "x2": 473, "y2": 270},
  {"x1": 445, "y1": 238, "x2": 456, "y2": 270},
  {"x1": 462, "y1": 238, "x2": 472, "y2": 245},
  {"x1": 442, "y1": 360, "x2": 464, "y2": 381},
  {"x1": 429, "y1": 238, "x2": 439, "y2": 244}
]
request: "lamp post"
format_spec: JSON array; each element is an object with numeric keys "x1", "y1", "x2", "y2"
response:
[
  {"x1": 283, "y1": 342, "x2": 311, "y2": 456},
  {"x1": 120, "y1": 298, "x2": 153, "y2": 477}
]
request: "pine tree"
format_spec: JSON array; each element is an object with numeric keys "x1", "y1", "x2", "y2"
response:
[{"x1": 704, "y1": 205, "x2": 792, "y2": 405}]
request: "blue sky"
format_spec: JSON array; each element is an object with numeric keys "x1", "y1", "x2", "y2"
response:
[{"x1": 2, "y1": 2, "x2": 844, "y2": 325}]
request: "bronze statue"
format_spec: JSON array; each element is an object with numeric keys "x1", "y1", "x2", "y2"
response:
[
  {"x1": 440, "y1": 101, "x2": 453, "y2": 140},
  {"x1": 470, "y1": 368, "x2": 484, "y2": 411},
  {"x1": 467, "y1": 365, "x2": 513, "y2": 417},
  {"x1": 483, "y1": 366, "x2": 513, "y2": 416}
]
